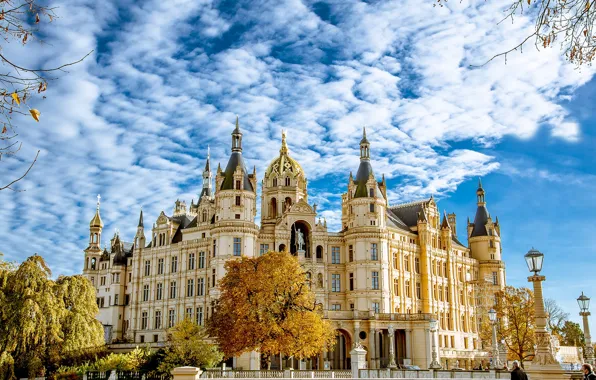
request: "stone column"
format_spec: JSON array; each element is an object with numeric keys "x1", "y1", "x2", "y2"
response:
[
  {"x1": 350, "y1": 345, "x2": 367, "y2": 379},
  {"x1": 405, "y1": 329, "x2": 412, "y2": 362},
  {"x1": 526, "y1": 275, "x2": 569, "y2": 380},
  {"x1": 581, "y1": 311, "x2": 595, "y2": 364},
  {"x1": 369, "y1": 327, "x2": 376, "y2": 369},
  {"x1": 171, "y1": 367, "x2": 202, "y2": 380},
  {"x1": 388, "y1": 325, "x2": 397, "y2": 368}
]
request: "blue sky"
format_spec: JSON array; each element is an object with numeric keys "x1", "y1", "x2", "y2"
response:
[{"x1": 0, "y1": 0, "x2": 595, "y2": 327}]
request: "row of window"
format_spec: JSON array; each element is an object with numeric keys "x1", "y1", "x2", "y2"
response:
[
  {"x1": 142, "y1": 277, "x2": 211, "y2": 302},
  {"x1": 140, "y1": 306, "x2": 204, "y2": 330}
]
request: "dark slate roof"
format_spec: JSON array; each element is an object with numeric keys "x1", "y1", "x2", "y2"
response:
[
  {"x1": 389, "y1": 200, "x2": 429, "y2": 228},
  {"x1": 138, "y1": 209, "x2": 144, "y2": 227},
  {"x1": 386, "y1": 209, "x2": 411, "y2": 232},
  {"x1": 452, "y1": 235, "x2": 466, "y2": 248},
  {"x1": 353, "y1": 160, "x2": 374, "y2": 198},
  {"x1": 99, "y1": 248, "x2": 110, "y2": 262},
  {"x1": 199, "y1": 187, "x2": 212, "y2": 202},
  {"x1": 470, "y1": 205, "x2": 489, "y2": 237},
  {"x1": 220, "y1": 152, "x2": 254, "y2": 192},
  {"x1": 171, "y1": 215, "x2": 195, "y2": 244}
]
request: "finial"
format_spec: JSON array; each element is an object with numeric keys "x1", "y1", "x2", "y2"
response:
[
  {"x1": 478, "y1": 178, "x2": 483, "y2": 189},
  {"x1": 234, "y1": 115, "x2": 240, "y2": 132},
  {"x1": 207, "y1": 145, "x2": 210, "y2": 159},
  {"x1": 363, "y1": 126, "x2": 367, "y2": 139},
  {"x1": 96, "y1": 194, "x2": 101, "y2": 210},
  {"x1": 280, "y1": 130, "x2": 288, "y2": 154}
]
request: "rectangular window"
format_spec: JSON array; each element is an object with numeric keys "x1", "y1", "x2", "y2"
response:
[
  {"x1": 372, "y1": 302, "x2": 380, "y2": 314},
  {"x1": 168, "y1": 309, "x2": 175, "y2": 328},
  {"x1": 198, "y1": 252, "x2": 205, "y2": 268},
  {"x1": 154, "y1": 310, "x2": 162, "y2": 329},
  {"x1": 212, "y1": 269, "x2": 216, "y2": 287},
  {"x1": 443, "y1": 262, "x2": 448, "y2": 277},
  {"x1": 101, "y1": 276, "x2": 106, "y2": 286},
  {"x1": 114, "y1": 273, "x2": 120, "y2": 283},
  {"x1": 188, "y1": 253, "x2": 195, "y2": 270},
  {"x1": 143, "y1": 284, "x2": 150, "y2": 302},
  {"x1": 196, "y1": 306, "x2": 204, "y2": 326},
  {"x1": 349, "y1": 245, "x2": 354, "y2": 262},
  {"x1": 405, "y1": 256, "x2": 410, "y2": 272},
  {"x1": 171, "y1": 256, "x2": 178, "y2": 273},
  {"x1": 349, "y1": 273, "x2": 354, "y2": 291},
  {"x1": 372, "y1": 271, "x2": 379, "y2": 290},
  {"x1": 416, "y1": 282, "x2": 421, "y2": 299},
  {"x1": 394, "y1": 278, "x2": 399, "y2": 296},
  {"x1": 235, "y1": 196, "x2": 241, "y2": 206},
  {"x1": 371, "y1": 243, "x2": 378, "y2": 261},
  {"x1": 233, "y1": 237, "x2": 242, "y2": 256},
  {"x1": 331, "y1": 274, "x2": 341, "y2": 292},
  {"x1": 331, "y1": 304, "x2": 341, "y2": 311},
  {"x1": 140, "y1": 335, "x2": 145, "y2": 343},
  {"x1": 141, "y1": 311, "x2": 148, "y2": 330},
  {"x1": 170, "y1": 281, "x2": 177, "y2": 299},
  {"x1": 369, "y1": 203, "x2": 375, "y2": 213},
  {"x1": 415, "y1": 257, "x2": 420, "y2": 274},
  {"x1": 158, "y1": 258, "x2": 164, "y2": 275},
  {"x1": 187, "y1": 279, "x2": 194, "y2": 297},
  {"x1": 144, "y1": 260, "x2": 151, "y2": 276},
  {"x1": 492, "y1": 271, "x2": 498, "y2": 285},
  {"x1": 331, "y1": 247, "x2": 340, "y2": 264},
  {"x1": 197, "y1": 278, "x2": 205, "y2": 296},
  {"x1": 114, "y1": 294, "x2": 119, "y2": 306},
  {"x1": 406, "y1": 281, "x2": 411, "y2": 297},
  {"x1": 156, "y1": 283, "x2": 163, "y2": 300},
  {"x1": 186, "y1": 307, "x2": 193, "y2": 321},
  {"x1": 260, "y1": 244, "x2": 269, "y2": 256},
  {"x1": 213, "y1": 239, "x2": 217, "y2": 257}
]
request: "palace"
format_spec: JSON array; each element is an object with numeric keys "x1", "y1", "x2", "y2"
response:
[{"x1": 82, "y1": 119, "x2": 506, "y2": 370}]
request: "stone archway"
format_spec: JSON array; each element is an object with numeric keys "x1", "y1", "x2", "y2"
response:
[
  {"x1": 290, "y1": 220, "x2": 311, "y2": 257},
  {"x1": 330, "y1": 329, "x2": 352, "y2": 370}
]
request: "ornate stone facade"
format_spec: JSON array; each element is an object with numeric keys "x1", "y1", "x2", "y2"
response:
[{"x1": 82, "y1": 121, "x2": 507, "y2": 370}]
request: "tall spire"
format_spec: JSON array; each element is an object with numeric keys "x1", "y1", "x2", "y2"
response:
[
  {"x1": 231, "y1": 116, "x2": 243, "y2": 153},
  {"x1": 476, "y1": 177, "x2": 486, "y2": 205},
  {"x1": 441, "y1": 210, "x2": 451, "y2": 230},
  {"x1": 90, "y1": 194, "x2": 104, "y2": 228},
  {"x1": 204, "y1": 145, "x2": 211, "y2": 171},
  {"x1": 200, "y1": 145, "x2": 213, "y2": 201},
  {"x1": 280, "y1": 130, "x2": 288, "y2": 154},
  {"x1": 359, "y1": 126, "x2": 370, "y2": 161},
  {"x1": 138, "y1": 207, "x2": 144, "y2": 228}
]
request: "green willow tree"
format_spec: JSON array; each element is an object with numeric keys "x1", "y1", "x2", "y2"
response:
[{"x1": 0, "y1": 254, "x2": 104, "y2": 378}]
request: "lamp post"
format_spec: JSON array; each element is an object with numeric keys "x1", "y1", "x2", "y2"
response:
[
  {"x1": 523, "y1": 248, "x2": 566, "y2": 379},
  {"x1": 488, "y1": 308, "x2": 503, "y2": 369},
  {"x1": 387, "y1": 325, "x2": 397, "y2": 369},
  {"x1": 578, "y1": 292, "x2": 595, "y2": 365},
  {"x1": 429, "y1": 319, "x2": 442, "y2": 369}
]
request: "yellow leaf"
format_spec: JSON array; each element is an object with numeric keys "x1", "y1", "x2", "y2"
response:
[
  {"x1": 1, "y1": 126, "x2": 6, "y2": 134},
  {"x1": 29, "y1": 109, "x2": 40, "y2": 122},
  {"x1": 11, "y1": 92, "x2": 20, "y2": 105},
  {"x1": 527, "y1": 0, "x2": 531, "y2": 4}
]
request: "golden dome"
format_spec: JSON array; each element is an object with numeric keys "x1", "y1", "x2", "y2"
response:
[
  {"x1": 265, "y1": 131, "x2": 304, "y2": 178},
  {"x1": 90, "y1": 194, "x2": 104, "y2": 228}
]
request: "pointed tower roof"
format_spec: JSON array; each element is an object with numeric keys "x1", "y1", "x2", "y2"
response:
[
  {"x1": 200, "y1": 146, "x2": 213, "y2": 201},
  {"x1": 138, "y1": 208, "x2": 144, "y2": 228},
  {"x1": 354, "y1": 127, "x2": 375, "y2": 198},
  {"x1": 204, "y1": 145, "x2": 211, "y2": 172},
  {"x1": 90, "y1": 194, "x2": 104, "y2": 228},
  {"x1": 220, "y1": 117, "x2": 254, "y2": 192},
  {"x1": 441, "y1": 211, "x2": 451, "y2": 230},
  {"x1": 470, "y1": 178, "x2": 490, "y2": 237},
  {"x1": 418, "y1": 207, "x2": 428, "y2": 223}
]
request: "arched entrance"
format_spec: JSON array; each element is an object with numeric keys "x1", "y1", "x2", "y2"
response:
[
  {"x1": 279, "y1": 244, "x2": 286, "y2": 252},
  {"x1": 290, "y1": 220, "x2": 310, "y2": 257},
  {"x1": 330, "y1": 329, "x2": 352, "y2": 370}
]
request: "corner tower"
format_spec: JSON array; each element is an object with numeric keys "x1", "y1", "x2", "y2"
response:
[{"x1": 468, "y1": 179, "x2": 506, "y2": 292}]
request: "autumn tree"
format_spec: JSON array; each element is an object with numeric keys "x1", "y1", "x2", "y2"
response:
[
  {"x1": 435, "y1": 0, "x2": 596, "y2": 66},
  {"x1": 209, "y1": 251, "x2": 336, "y2": 369},
  {"x1": 559, "y1": 320, "x2": 585, "y2": 346},
  {"x1": 155, "y1": 320, "x2": 223, "y2": 375},
  {"x1": 0, "y1": 0, "x2": 90, "y2": 191},
  {"x1": 0, "y1": 254, "x2": 104, "y2": 378},
  {"x1": 481, "y1": 286, "x2": 536, "y2": 364}
]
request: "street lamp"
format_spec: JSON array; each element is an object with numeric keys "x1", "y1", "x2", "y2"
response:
[
  {"x1": 523, "y1": 248, "x2": 564, "y2": 379},
  {"x1": 488, "y1": 309, "x2": 503, "y2": 369},
  {"x1": 578, "y1": 292, "x2": 594, "y2": 365},
  {"x1": 429, "y1": 319, "x2": 442, "y2": 369}
]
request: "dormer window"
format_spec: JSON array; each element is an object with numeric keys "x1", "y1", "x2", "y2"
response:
[
  {"x1": 235, "y1": 180, "x2": 241, "y2": 190},
  {"x1": 273, "y1": 178, "x2": 277, "y2": 187},
  {"x1": 285, "y1": 177, "x2": 290, "y2": 186},
  {"x1": 369, "y1": 188, "x2": 374, "y2": 197}
]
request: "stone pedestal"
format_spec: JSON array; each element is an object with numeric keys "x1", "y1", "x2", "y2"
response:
[
  {"x1": 350, "y1": 345, "x2": 367, "y2": 379},
  {"x1": 171, "y1": 367, "x2": 202, "y2": 380},
  {"x1": 526, "y1": 365, "x2": 571, "y2": 380}
]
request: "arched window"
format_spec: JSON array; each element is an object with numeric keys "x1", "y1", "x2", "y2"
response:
[
  {"x1": 285, "y1": 197, "x2": 292, "y2": 211},
  {"x1": 202, "y1": 210, "x2": 207, "y2": 222},
  {"x1": 270, "y1": 198, "x2": 277, "y2": 218},
  {"x1": 279, "y1": 244, "x2": 286, "y2": 252},
  {"x1": 316, "y1": 245, "x2": 323, "y2": 260},
  {"x1": 91, "y1": 258, "x2": 96, "y2": 270},
  {"x1": 285, "y1": 177, "x2": 291, "y2": 186}
]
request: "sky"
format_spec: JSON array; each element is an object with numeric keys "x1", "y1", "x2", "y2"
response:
[{"x1": 0, "y1": 0, "x2": 595, "y2": 328}]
